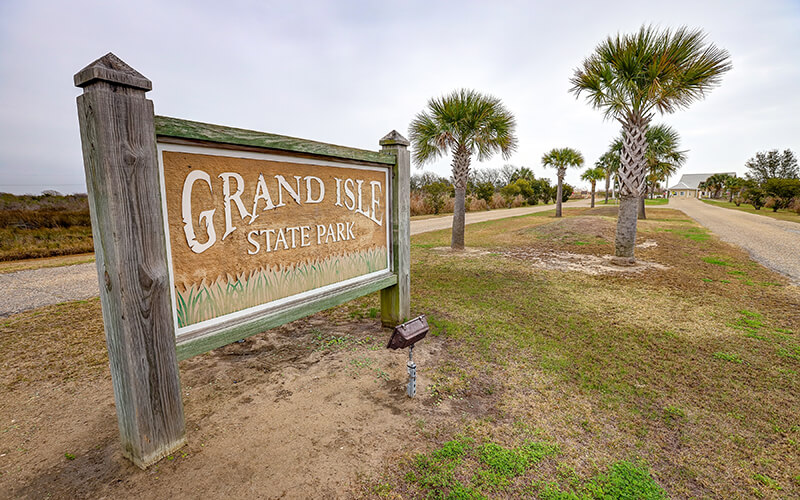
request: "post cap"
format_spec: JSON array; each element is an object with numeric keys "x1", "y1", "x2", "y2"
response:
[
  {"x1": 74, "y1": 52, "x2": 152, "y2": 91},
  {"x1": 379, "y1": 130, "x2": 410, "y2": 147}
]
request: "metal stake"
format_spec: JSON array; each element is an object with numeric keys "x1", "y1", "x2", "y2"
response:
[{"x1": 407, "y1": 345, "x2": 416, "y2": 397}]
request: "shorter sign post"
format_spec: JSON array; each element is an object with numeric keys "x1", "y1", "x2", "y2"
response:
[{"x1": 75, "y1": 53, "x2": 410, "y2": 467}]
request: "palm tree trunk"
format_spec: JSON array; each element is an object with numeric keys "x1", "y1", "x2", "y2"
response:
[
  {"x1": 604, "y1": 173, "x2": 610, "y2": 204},
  {"x1": 615, "y1": 196, "x2": 639, "y2": 262},
  {"x1": 638, "y1": 195, "x2": 646, "y2": 220},
  {"x1": 591, "y1": 180, "x2": 596, "y2": 208},
  {"x1": 451, "y1": 145, "x2": 471, "y2": 250},
  {"x1": 555, "y1": 170, "x2": 564, "y2": 217},
  {"x1": 614, "y1": 114, "x2": 649, "y2": 263}
]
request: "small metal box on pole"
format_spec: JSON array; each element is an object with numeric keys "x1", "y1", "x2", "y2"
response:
[{"x1": 387, "y1": 315, "x2": 429, "y2": 397}]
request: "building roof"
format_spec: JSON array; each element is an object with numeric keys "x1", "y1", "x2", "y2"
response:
[{"x1": 668, "y1": 173, "x2": 736, "y2": 190}]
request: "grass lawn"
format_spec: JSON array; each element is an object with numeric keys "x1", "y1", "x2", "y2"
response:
[
  {"x1": 387, "y1": 206, "x2": 800, "y2": 498},
  {"x1": 701, "y1": 199, "x2": 800, "y2": 224},
  {"x1": 2, "y1": 206, "x2": 798, "y2": 498}
]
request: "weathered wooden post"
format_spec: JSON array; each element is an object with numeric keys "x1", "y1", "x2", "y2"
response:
[
  {"x1": 379, "y1": 131, "x2": 411, "y2": 326},
  {"x1": 74, "y1": 53, "x2": 186, "y2": 468}
]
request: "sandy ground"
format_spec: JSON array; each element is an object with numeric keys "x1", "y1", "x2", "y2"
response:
[
  {"x1": 0, "y1": 313, "x2": 462, "y2": 499},
  {"x1": 669, "y1": 198, "x2": 800, "y2": 285},
  {"x1": 0, "y1": 200, "x2": 589, "y2": 316}
]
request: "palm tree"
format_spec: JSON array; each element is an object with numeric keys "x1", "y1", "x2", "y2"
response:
[
  {"x1": 570, "y1": 25, "x2": 731, "y2": 263},
  {"x1": 581, "y1": 166, "x2": 606, "y2": 208},
  {"x1": 409, "y1": 89, "x2": 517, "y2": 250},
  {"x1": 639, "y1": 124, "x2": 687, "y2": 218},
  {"x1": 542, "y1": 148, "x2": 584, "y2": 217},
  {"x1": 596, "y1": 147, "x2": 620, "y2": 204}
]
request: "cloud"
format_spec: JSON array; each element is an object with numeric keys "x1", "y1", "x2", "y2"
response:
[{"x1": 0, "y1": 0, "x2": 798, "y2": 194}]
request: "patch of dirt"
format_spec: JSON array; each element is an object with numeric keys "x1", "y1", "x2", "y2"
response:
[
  {"x1": 501, "y1": 248, "x2": 669, "y2": 275},
  {"x1": 636, "y1": 239, "x2": 658, "y2": 249},
  {"x1": 0, "y1": 304, "x2": 481, "y2": 499}
]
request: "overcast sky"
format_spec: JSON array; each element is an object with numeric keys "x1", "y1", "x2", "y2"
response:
[{"x1": 1, "y1": 0, "x2": 798, "y2": 195}]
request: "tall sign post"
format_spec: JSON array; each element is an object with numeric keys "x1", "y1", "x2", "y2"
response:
[{"x1": 75, "y1": 53, "x2": 410, "y2": 468}]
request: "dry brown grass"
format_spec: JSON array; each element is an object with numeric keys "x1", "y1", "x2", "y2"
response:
[{"x1": 0, "y1": 299, "x2": 107, "y2": 390}]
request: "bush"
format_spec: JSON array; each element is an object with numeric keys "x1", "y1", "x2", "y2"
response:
[
  {"x1": 790, "y1": 197, "x2": 800, "y2": 215},
  {"x1": 467, "y1": 198, "x2": 489, "y2": 212},
  {"x1": 490, "y1": 193, "x2": 507, "y2": 209}
]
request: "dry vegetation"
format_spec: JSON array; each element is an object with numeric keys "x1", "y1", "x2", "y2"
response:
[
  {"x1": 1, "y1": 206, "x2": 799, "y2": 499},
  {"x1": 0, "y1": 193, "x2": 93, "y2": 261}
]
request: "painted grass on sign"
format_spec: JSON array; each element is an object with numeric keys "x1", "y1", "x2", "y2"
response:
[{"x1": 175, "y1": 246, "x2": 387, "y2": 327}]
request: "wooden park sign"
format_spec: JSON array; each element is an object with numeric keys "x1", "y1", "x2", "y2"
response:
[{"x1": 74, "y1": 53, "x2": 410, "y2": 468}]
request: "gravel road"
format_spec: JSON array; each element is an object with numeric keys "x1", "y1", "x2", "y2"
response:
[
  {"x1": 0, "y1": 262, "x2": 99, "y2": 316},
  {"x1": 0, "y1": 198, "x2": 590, "y2": 317},
  {"x1": 669, "y1": 198, "x2": 800, "y2": 285}
]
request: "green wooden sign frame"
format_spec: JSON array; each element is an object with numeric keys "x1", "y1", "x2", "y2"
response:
[{"x1": 74, "y1": 53, "x2": 410, "y2": 468}]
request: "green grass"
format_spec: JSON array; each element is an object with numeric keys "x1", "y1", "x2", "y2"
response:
[
  {"x1": 404, "y1": 437, "x2": 560, "y2": 498},
  {"x1": 390, "y1": 207, "x2": 799, "y2": 498},
  {"x1": 175, "y1": 246, "x2": 387, "y2": 327},
  {"x1": 701, "y1": 199, "x2": 800, "y2": 223},
  {"x1": 539, "y1": 461, "x2": 668, "y2": 500}
]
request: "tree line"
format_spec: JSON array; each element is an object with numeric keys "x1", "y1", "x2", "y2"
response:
[
  {"x1": 700, "y1": 149, "x2": 800, "y2": 212},
  {"x1": 409, "y1": 165, "x2": 575, "y2": 217}
]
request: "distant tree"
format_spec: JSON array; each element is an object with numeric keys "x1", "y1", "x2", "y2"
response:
[
  {"x1": 560, "y1": 183, "x2": 574, "y2": 202},
  {"x1": 470, "y1": 168, "x2": 503, "y2": 190},
  {"x1": 411, "y1": 171, "x2": 450, "y2": 191},
  {"x1": 498, "y1": 164, "x2": 519, "y2": 186},
  {"x1": 640, "y1": 124, "x2": 687, "y2": 218},
  {"x1": 532, "y1": 178, "x2": 552, "y2": 204},
  {"x1": 410, "y1": 89, "x2": 517, "y2": 249},
  {"x1": 744, "y1": 182, "x2": 766, "y2": 210},
  {"x1": 571, "y1": 25, "x2": 731, "y2": 263},
  {"x1": 745, "y1": 149, "x2": 799, "y2": 183},
  {"x1": 500, "y1": 178, "x2": 535, "y2": 204},
  {"x1": 509, "y1": 166, "x2": 536, "y2": 183},
  {"x1": 763, "y1": 178, "x2": 800, "y2": 212},
  {"x1": 581, "y1": 166, "x2": 606, "y2": 208},
  {"x1": 542, "y1": 147, "x2": 584, "y2": 217},
  {"x1": 724, "y1": 176, "x2": 744, "y2": 203},
  {"x1": 473, "y1": 181, "x2": 495, "y2": 204},
  {"x1": 596, "y1": 147, "x2": 620, "y2": 204},
  {"x1": 423, "y1": 181, "x2": 451, "y2": 215}
]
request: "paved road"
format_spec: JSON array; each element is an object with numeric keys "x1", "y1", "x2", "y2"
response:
[
  {"x1": 0, "y1": 199, "x2": 589, "y2": 316},
  {"x1": 669, "y1": 198, "x2": 800, "y2": 285}
]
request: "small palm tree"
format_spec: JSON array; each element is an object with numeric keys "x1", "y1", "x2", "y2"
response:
[
  {"x1": 409, "y1": 89, "x2": 517, "y2": 250},
  {"x1": 596, "y1": 148, "x2": 620, "y2": 204},
  {"x1": 542, "y1": 147, "x2": 584, "y2": 217},
  {"x1": 581, "y1": 166, "x2": 606, "y2": 208},
  {"x1": 570, "y1": 25, "x2": 731, "y2": 263}
]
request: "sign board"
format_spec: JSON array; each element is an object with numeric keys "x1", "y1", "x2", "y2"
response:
[
  {"x1": 159, "y1": 144, "x2": 391, "y2": 336},
  {"x1": 74, "y1": 53, "x2": 410, "y2": 468}
]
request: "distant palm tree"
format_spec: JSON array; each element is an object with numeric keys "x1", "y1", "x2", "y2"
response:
[
  {"x1": 639, "y1": 124, "x2": 687, "y2": 218},
  {"x1": 542, "y1": 148, "x2": 584, "y2": 217},
  {"x1": 409, "y1": 89, "x2": 517, "y2": 250},
  {"x1": 570, "y1": 25, "x2": 731, "y2": 263},
  {"x1": 596, "y1": 147, "x2": 620, "y2": 204},
  {"x1": 581, "y1": 166, "x2": 606, "y2": 208}
]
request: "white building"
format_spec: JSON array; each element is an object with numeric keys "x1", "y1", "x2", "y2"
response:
[{"x1": 668, "y1": 173, "x2": 736, "y2": 199}]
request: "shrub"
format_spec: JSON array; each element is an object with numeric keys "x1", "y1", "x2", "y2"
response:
[
  {"x1": 467, "y1": 198, "x2": 489, "y2": 212},
  {"x1": 490, "y1": 193, "x2": 507, "y2": 209}
]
